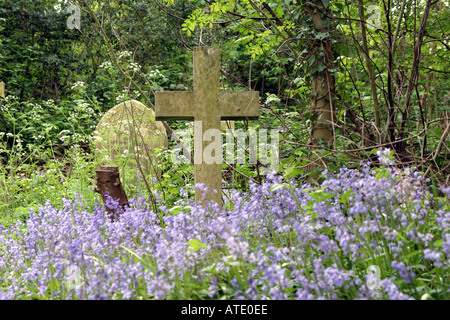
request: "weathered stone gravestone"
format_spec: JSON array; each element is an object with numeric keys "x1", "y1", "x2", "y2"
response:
[
  {"x1": 155, "y1": 47, "x2": 259, "y2": 208},
  {"x1": 0, "y1": 81, "x2": 5, "y2": 98},
  {"x1": 93, "y1": 99, "x2": 167, "y2": 179}
]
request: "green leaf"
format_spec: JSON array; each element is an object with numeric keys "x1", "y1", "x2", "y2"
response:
[
  {"x1": 270, "y1": 183, "x2": 293, "y2": 192},
  {"x1": 434, "y1": 239, "x2": 443, "y2": 247},
  {"x1": 308, "y1": 190, "x2": 334, "y2": 202},
  {"x1": 339, "y1": 189, "x2": 355, "y2": 204},
  {"x1": 405, "y1": 250, "x2": 421, "y2": 259},
  {"x1": 322, "y1": 0, "x2": 330, "y2": 8},
  {"x1": 120, "y1": 246, "x2": 156, "y2": 273},
  {"x1": 187, "y1": 239, "x2": 207, "y2": 252},
  {"x1": 283, "y1": 167, "x2": 301, "y2": 179},
  {"x1": 316, "y1": 32, "x2": 329, "y2": 40},
  {"x1": 375, "y1": 170, "x2": 389, "y2": 179},
  {"x1": 169, "y1": 206, "x2": 183, "y2": 215},
  {"x1": 200, "y1": 264, "x2": 217, "y2": 273},
  {"x1": 312, "y1": 64, "x2": 327, "y2": 74}
]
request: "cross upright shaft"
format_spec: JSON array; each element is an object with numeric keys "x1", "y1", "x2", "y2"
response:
[
  {"x1": 0, "y1": 81, "x2": 5, "y2": 98},
  {"x1": 155, "y1": 47, "x2": 259, "y2": 208}
]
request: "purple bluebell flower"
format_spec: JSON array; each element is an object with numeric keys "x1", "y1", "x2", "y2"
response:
[{"x1": 381, "y1": 279, "x2": 414, "y2": 300}]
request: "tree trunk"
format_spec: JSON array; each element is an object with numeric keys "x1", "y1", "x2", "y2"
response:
[
  {"x1": 398, "y1": 0, "x2": 433, "y2": 158},
  {"x1": 358, "y1": 0, "x2": 381, "y2": 138},
  {"x1": 305, "y1": 0, "x2": 336, "y2": 182}
]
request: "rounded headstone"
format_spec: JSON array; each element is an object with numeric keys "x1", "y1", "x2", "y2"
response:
[{"x1": 93, "y1": 99, "x2": 167, "y2": 178}]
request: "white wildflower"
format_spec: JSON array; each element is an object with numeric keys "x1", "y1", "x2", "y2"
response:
[
  {"x1": 99, "y1": 61, "x2": 112, "y2": 69},
  {"x1": 376, "y1": 148, "x2": 395, "y2": 166},
  {"x1": 71, "y1": 81, "x2": 85, "y2": 90},
  {"x1": 118, "y1": 51, "x2": 132, "y2": 59},
  {"x1": 128, "y1": 62, "x2": 141, "y2": 73},
  {"x1": 54, "y1": 4, "x2": 62, "y2": 13}
]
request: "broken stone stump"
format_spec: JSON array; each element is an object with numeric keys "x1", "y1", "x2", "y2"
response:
[
  {"x1": 95, "y1": 165, "x2": 128, "y2": 222},
  {"x1": 93, "y1": 99, "x2": 168, "y2": 179}
]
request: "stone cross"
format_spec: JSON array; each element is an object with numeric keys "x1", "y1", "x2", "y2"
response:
[
  {"x1": 0, "y1": 81, "x2": 5, "y2": 98},
  {"x1": 155, "y1": 47, "x2": 259, "y2": 207}
]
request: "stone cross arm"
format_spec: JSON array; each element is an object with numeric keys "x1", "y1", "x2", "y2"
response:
[{"x1": 155, "y1": 91, "x2": 259, "y2": 121}]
